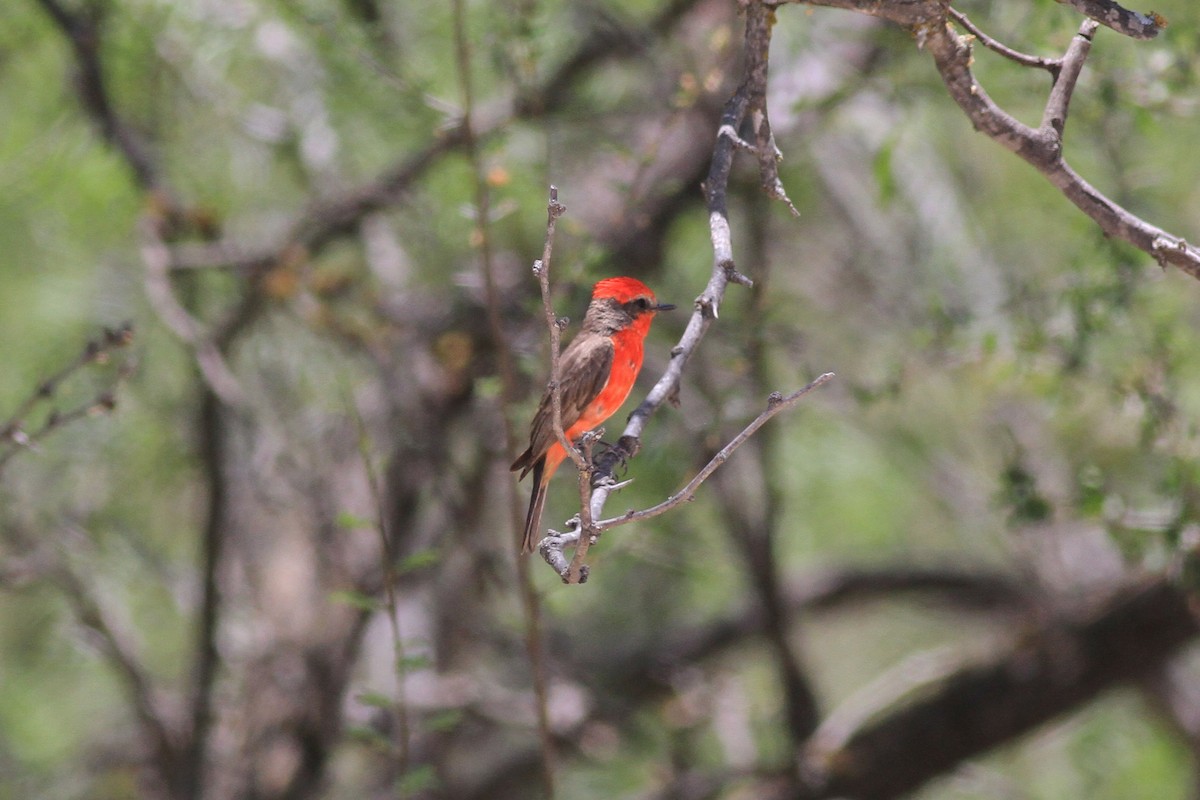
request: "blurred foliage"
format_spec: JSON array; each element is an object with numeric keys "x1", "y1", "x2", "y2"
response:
[{"x1": 2, "y1": 0, "x2": 1200, "y2": 797}]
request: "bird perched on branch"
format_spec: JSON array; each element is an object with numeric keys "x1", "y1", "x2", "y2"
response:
[{"x1": 511, "y1": 276, "x2": 674, "y2": 553}]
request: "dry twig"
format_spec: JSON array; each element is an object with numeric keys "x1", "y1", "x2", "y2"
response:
[{"x1": 0, "y1": 324, "x2": 134, "y2": 478}]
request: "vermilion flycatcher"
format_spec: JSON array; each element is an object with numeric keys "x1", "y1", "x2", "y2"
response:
[{"x1": 511, "y1": 277, "x2": 674, "y2": 553}]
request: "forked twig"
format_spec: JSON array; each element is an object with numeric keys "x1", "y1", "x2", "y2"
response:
[
  {"x1": 540, "y1": 376, "x2": 834, "y2": 578},
  {"x1": 598, "y1": 374, "x2": 834, "y2": 529},
  {"x1": 0, "y1": 325, "x2": 134, "y2": 477},
  {"x1": 947, "y1": 8, "x2": 1063, "y2": 73}
]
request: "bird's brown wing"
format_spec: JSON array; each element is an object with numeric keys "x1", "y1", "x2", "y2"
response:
[{"x1": 512, "y1": 336, "x2": 614, "y2": 478}]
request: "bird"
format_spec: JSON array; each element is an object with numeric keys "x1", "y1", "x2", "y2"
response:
[{"x1": 511, "y1": 276, "x2": 674, "y2": 553}]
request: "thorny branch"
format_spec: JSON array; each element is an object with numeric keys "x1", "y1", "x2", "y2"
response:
[
  {"x1": 925, "y1": 13, "x2": 1200, "y2": 277},
  {"x1": 527, "y1": 188, "x2": 604, "y2": 585}
]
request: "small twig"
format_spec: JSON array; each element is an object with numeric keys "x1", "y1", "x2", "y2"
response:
[
  {"x1": 538, "y1": 528, "x2": 580, "y2": 577},
  {"x1": 0, "y1": 323, "x2": 131, "y2": 437},
  {"x1": 563, "y1": 431, "x2": 602, "y2": 583},
  {"x1": 742, "y1": 4, "x2": 800, "y2": 216},
  {"x1": 531, "y1": 188, "x2": 580, "y2": 476},
  {"x1": 595, "y1": 374, "x2": 835, "y2": 529},
  {"x1": 718, "y1": 123, "x2": 757, "y2": 153},
  {"x1": 947, "y1": 8, "x2": 1063, "y2": 73},
  {"x1": 0, "y1": 325, "x2": 134, "y2": 477}
]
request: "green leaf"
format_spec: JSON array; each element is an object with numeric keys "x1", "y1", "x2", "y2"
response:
[
  {"x1": 356, "y1": 690, "x2": 393, "y2": 709},
  {"x1": 329, "y1": 589, "x2": 379, "y2": 612},
  {"x1": 474, "y1": 375, "x2": 502, "y2": 399},
  {"x1": 873, "y1": 138, "x2": 897, "y2": 205},
  {"x1": 336, "y1": 511, "x2": 375, "y2": 530},
  {"x1": 397, "y1": 765, "x2": 440, "y2": 794},
  {"x1": 344, "y1": 724, "x2": 391, "y2": 750},
  {"x1": 397, "y1": 548, "x2": 440, "y2": 574},
  {"x1": 981, "y1": 330, "x2": 998, "y2": 358},
  {"x1": 396, "y1": 652, "x2": 432, "y2": 673},
  {"x1": 425, "y1": 709, "x2": 463, "y2": 733}
]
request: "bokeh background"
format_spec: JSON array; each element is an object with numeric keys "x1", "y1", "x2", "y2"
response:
[{"x1": 3, "y1": 0, "x2": 1200, "y2": 798}]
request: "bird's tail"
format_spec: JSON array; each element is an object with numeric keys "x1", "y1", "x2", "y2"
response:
[{"x1": 521, "y1": 457, "x2": 548, "y2": 554}]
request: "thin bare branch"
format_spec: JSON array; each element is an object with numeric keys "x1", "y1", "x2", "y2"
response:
[
  {"x1": 921, "y1": 17, "x2": 1200, "y2": 278},
  {"x1": 0, "y1": 325, "x2": 134, "y2": 477},
  {"x1": 563, "y1": 431, "x2": 603, "y2": 584},
  {"x1": 741, "y1": 2, "x2": 800, "y2": 216},
  {"x1": 947, "y1": 8, "x2": 1063, "y2": 73},
  {"x1": 777, "y1": 1, "x2": 1199, "y2": 278},
  {"x1": 532, "y1": 188, "x2": 582, "y2": 475},
  {"x1": 596, "y1": 374, "x2": 834, "y2": 529}
]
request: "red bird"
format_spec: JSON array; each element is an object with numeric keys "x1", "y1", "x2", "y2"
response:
[{"x1": 511, "y1": 277, "x2": 674, "y2": 553}]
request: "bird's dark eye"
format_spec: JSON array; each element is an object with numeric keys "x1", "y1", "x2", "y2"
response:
[{"x1": 632, "y1": 297, "x2": 650, "y2": 311}]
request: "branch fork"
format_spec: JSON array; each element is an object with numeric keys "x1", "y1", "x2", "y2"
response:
[{"x1": 785, "y1": 0, "x2": 1196, "y2": 277}]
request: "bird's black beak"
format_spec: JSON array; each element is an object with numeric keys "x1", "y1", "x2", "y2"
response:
[{"x1": 655, "y1": 303, "x2": 676, "y2": 312}]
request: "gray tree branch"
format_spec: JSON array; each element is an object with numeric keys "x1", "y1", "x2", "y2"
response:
[{"x1": 782, "y1": 0, "x2": 1200, "y2": 278}]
